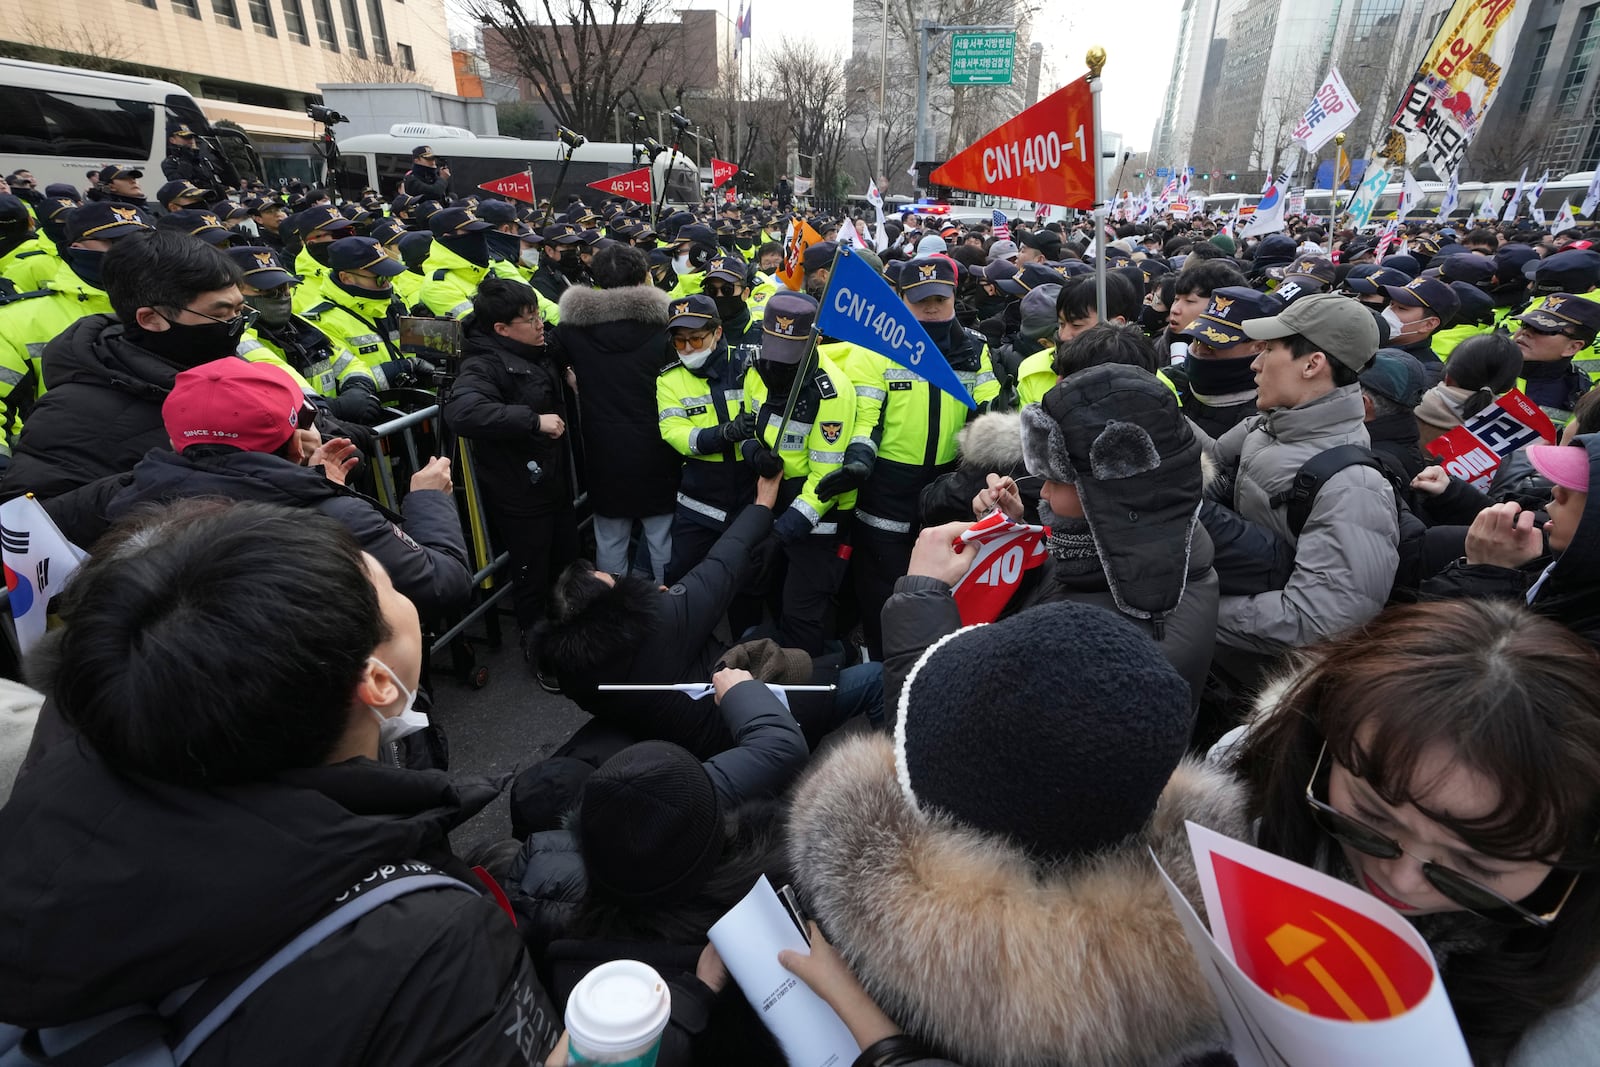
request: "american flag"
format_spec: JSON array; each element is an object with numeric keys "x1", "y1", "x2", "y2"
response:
[{"x1": 991, "y1": 208, "x2": 1009, "y2": 240}]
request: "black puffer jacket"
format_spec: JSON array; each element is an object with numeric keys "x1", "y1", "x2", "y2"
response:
[
  {"x1": 556, "y1": 284, "x2": 681, "y2": 516},
  {"x1": 444, "y1": 328, "x2": 573, "y2": 515},
  {"x1": 1, "y1": 316, "x2": 189, "y2": 502},
  {"x1": 0, "y1": 741, "x2": 555, "y2": 1066},
  {"x1": 534, "y1": 504, "x2": 773, "y2": 757}
]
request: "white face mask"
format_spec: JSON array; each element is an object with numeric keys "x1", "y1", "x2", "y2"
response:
[
  {"x1": 679, "y1": 343, "x2": 716, "y2": 370},
  {"x1": 1380, "y1": 305, "x2": 1408, "y2": 339},
  {"x1": 520, "y1": 247, "x2": 540, "y2": 267},
  {"x1": 673, "y1": 252, "x2": 692, "y2": 276},
  {"x1": 366, "y1": 656, "x2": 428, "y2": 746}
]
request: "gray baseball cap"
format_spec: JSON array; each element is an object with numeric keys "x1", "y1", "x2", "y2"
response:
[
  {"x1": 1241, "y1": 291, "x2": 1379, "y2": 373},
  {"x1": 987, "y1": 239, "x2": 1019, "y2": 263}
]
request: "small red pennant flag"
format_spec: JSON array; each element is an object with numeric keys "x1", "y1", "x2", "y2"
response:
[
  {"x1": 587, "y1": 167, "x2": 654, "y2": 205},
  {"x1": 477, "y1": 171, "x2": 536, "y2": 204},
  {"x1": 711, "y1": 158, "x2": 738, "y2": 190}
]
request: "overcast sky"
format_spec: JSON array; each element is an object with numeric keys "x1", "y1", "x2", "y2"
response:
[{"x1": 693, "y1": 0, "x2": 1183, "y2": 150}]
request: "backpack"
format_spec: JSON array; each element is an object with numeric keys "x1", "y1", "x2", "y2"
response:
[
  {"x1": 0, "y1": 865, "x2": 476, "y2": 1067},
  {"x1": 1205, "y1": 445, "x2": 1426, "y2": 599}
]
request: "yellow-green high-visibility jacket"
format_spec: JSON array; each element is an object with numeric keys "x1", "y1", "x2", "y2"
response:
[{"x1": 742, "y1": 352, "x2": 857, "y2": 532}]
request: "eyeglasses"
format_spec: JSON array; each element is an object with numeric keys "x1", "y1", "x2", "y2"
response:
[
  {"x1": 702, "y1": 283, "x2": 738, "y2": 297},
  {"x1": 1305, "y1": 742, "x2": 1579, "y2": 928},
  {"x1": 508, "y1": 314, "x2": 542, "y2": 326},
  {"x1": 671, "y1": 332, "x2": 716, "y2": 351},
  {"x1": 168, "y1": 303, "x2": 257, "y2": 330}
]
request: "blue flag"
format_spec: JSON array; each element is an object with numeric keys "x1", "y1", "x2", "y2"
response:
[{"x1": 815, "y1": 245, "x2": 976, "y2": 409}]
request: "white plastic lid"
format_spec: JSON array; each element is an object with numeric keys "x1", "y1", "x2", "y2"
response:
[{"x1": 564, "y1": 960, "x2": 672, "y2": 1054}]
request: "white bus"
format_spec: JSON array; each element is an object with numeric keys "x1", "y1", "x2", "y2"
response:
[
  {"x1": 0, "y1": 57, "x2": 258, "y2": 192},
  {"x1": 328, "y1": 125, "x2": 702, "y2": 207}
]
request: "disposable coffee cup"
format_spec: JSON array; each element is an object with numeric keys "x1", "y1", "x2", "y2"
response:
[{"x1": 565, "y1": 960, "x2": 672, "y2": 1066}]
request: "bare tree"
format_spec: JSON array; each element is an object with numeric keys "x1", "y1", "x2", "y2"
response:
[
  {"x1": 469, "y1": 0, "x2": 680, "y2": 139},
  {"x1": 769, "y1": 38, "x2": 851, "y2": 198},
  {"x1": 16, "y1": 22, "x2": 136, "y2": 71},
  {"x1": 1467, "y1": 126, "x2": 1548, "y2": 181},
  {"x1": 330, "y1": 55, "x2": 429, "y2": 84}
]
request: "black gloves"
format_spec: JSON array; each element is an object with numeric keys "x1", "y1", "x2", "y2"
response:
[
  {"x1": 329, "y1": 379, "x2": 386, "y2": 424},
  {"x1": 720, "y1": 408, "x2": 757, "y2": 444},
  {"x1": 815, "y1": 442, "x2": 876, "y2": 500},
  {"x1": 741, "y1": 438, "x2": 785, "y2": 478}
]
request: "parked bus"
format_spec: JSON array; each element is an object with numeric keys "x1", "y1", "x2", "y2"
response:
[
  {"x1": 328, "y1": 125, "x2": 701, "y2": 207},
  {"x1": 0, "y1": 57, "x2": 258, "y2": 193}
]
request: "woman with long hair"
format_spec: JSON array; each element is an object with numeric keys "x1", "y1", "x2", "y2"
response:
[{"x1": 1232, "y1": 598, "x2": 1600, "y2": 1065}]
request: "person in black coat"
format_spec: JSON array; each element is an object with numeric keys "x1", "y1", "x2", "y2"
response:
[
  {"x1": 0, "y1": 231, "x2": 250, "y2": 503},
  {"x1": 445, "y1": 278, "x2": 578, "y2": 657},
  {"x1": 556, "y1": 243, "x2": 681, "y2": 582},
  {"x1": 401, "y1": 145, "x2": 452, "y2": 201},
  {"x1": 0, "y1": 502, "x2": 558, "y2": 1066}
]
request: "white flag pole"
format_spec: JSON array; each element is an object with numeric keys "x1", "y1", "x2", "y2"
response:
[{"x1": 1088, "y1": 46, "x2": 1107, "y2": 322}]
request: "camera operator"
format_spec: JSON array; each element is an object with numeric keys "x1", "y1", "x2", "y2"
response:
[{"x1": 403, "y1": 145, "x2": 452, "y2": 202}]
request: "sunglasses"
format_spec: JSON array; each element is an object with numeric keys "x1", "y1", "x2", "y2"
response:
[{"x1": 1305, "y1": 742, "x2": 1578, "y2": 928}]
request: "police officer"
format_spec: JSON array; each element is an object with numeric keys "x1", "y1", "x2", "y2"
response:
[
  {"x1": 530, "y1": 223, "x2": 587, "y2": 305},
  {"x1": 476, "y1": 200, "x2": 557, "y2": 323},
  {"x1": 701, "y1": 254, "x2": 765, "y2": 354},
  {"x1": 229, "y1": 246, "x2": 385, "y2": 424},
  {"x1": 1380, "y1": 276, "x2": 1459, "y2": 386},
  {"x1": 668, "y1": 223, "x2": 720, "y2": 299},
  {"x1": 247, "y1": 197, "x2": 288, "y2": 251},
  {"x1": 1161, "y1": 285, "x2": 1283, "y2": 437},
  {"x1": 288, "y1": 205, "x2": 356, "y2": 312},
  {"x1": 656, "y1": 293, "x2": 758, "y2": 585},
  {"x1": 403, "y1": 146, "x2": 452, "y2": 201},
  {"x1": 1509, "y1": 294, "x2": 1600, "y2": 426},
  {"x1": 1521, "y1": 249, "x2": 1600, "y2": 380},
  {"x1": 0, "y1": 194, "x2": 59, "y2": 297},
  {"x1": 300, "y1": 236, "x2": 429, "y2": 391},
  {"x1": 89, "y1": 166, "x2": 155, "y2": 222},
  {"x1": 0, "y1": 203, "x2": 153, "y2": 459},
  {"x1": 366, "y1": 217, "x2": 422, "y2": 312},
  {"x1": 160, "y1": 122, "x2": 227, "y2": 197},
  {"x1": 741, "y1": 292, "x2": 856, "y2": 655},
  {"x1": 417, "y1": 206, "x2": 504, "y2": 322},
  {"x1": 155, "y1": 180, "x2": 210, "y2": 217},
  {"x1": 820, "y1": 255, "x2": 998, "y2": 658}
]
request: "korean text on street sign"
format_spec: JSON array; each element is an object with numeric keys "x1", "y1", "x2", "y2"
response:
[
  {"x1": 930, "y1": 77, "x2": 1096, "y2": 209},
  {"x1": 950, "y1": 32, "x2": 1015, "y2": 85}
]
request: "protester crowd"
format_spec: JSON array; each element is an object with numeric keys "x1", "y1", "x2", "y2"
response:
[{"x1": 0, "y1": 151, "x2": 1599, "y2": 1067}]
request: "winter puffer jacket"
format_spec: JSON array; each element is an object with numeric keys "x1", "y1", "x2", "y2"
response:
[
  {"x1": 1208, "y1": 384, "x2": 1399, "y2": 652},
  {"x1": 556, "y1": 284, "x2": 682, "y2": 517},
  {"x1": 0, "y1": 741, "x2": 556, "y2": 1066}
]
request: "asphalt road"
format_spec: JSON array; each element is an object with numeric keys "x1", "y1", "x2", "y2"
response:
[{"x1": 428, "y1": 631, "x2": 592, "y2": 855}]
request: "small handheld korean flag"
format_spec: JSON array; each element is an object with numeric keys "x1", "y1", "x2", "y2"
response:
[{"x1": 1, "y1": 494, "x2": 88, "y2": 657}]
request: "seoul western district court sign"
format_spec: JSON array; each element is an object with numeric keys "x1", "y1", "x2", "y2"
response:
[{"x1": 950, "y1": 32, "x2": 1015, "y2": 85}]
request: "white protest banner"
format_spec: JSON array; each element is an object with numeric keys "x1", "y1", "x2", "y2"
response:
[
  {"x1": 1584, "y1": 169, "x2": 1600, "y2": 218},
  {"x1": 1157, "y1": 823, "x2": 1472, "y2": 1067},
  {"x1": 1345, "y1": 164, "x2": 1390, "y2": 229},
  {"x1": 1290, "y1": 68, "x2": 1360, "y2": 152},
  {"x1": 1286, "y1": 188, "x2": 1306, "y2": 217},
  {"x1": 1425, "y1": 387, "x2": 1558, "y2": 490},
  {"x1": 709, "y1": 876, "x2": 860, "y2": 1067}
]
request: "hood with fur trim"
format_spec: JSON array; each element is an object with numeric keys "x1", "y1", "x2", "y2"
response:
[
  {"x1": 557, "y1": 282, "x2": 670, "y2": 329},
  {"x1": 955, "y1": 410, "x2": 1024, "y2": 473},
  {"x1": 788, "y1": 733, "x2": 1249, "y2": 1067}
]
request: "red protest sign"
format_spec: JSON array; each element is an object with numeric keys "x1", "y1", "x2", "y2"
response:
[
  {"x1": 949, "y1": 511, "x2": 1048, "y2": 625},
  {"x1": 478, "y1": 171, "x2": 536, "y2": 204},
  {"x1": 1425, "y1": 388, "x2": 1557, "y2": 490},
  {"x1": 587, "y1": 167, "x2": 654, "y2": 205},
  {"x1": 1211, "y1": 851, "x2": 1434, "y2": 1021},
  {"x1": 711, "y1": 157, "x2": 738, "y2": 190},
  {"x1": 931, "y1": 77, "x2": 1096, "y2": 208}
]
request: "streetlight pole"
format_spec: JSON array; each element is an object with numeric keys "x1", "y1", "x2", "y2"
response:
[{"x1": 876, "y1": 0, "x2": 887, "y2": 184}]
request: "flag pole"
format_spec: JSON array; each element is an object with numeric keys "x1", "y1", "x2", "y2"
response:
[
  {"x1": 1087, "y1": 45, "x2": 1107, "y2": 322},
  {"x1": 772, "y1": 243, "x2": 845, "y2": 449}
]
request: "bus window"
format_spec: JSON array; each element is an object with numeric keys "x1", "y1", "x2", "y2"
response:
[{"x1": 0, "y1": 86, "x2": 154, "y2": 158}]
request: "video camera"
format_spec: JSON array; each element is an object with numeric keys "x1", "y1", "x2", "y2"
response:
[
  {"x1": 306, "y1": 104, "x2": 349, "y2": 126},
  {"x1": 668, "y1": 106, "x2": 692, "y2": 132},
  {"x1": 558, "y1": 126, "x2": 588, "y2": 151}
]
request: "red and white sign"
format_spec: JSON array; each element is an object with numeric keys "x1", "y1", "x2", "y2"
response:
[
  {"x1": 477, "y1": 170, "x2": 536, "y2": 204},
  {"x1": 1157, "y1": 823, "x2": 1472, "y2": 1067},
  {"x1": 931, "y1": 77, "x2": 1096, "y2": 209},
  {"x1": 1289, "y1": 67, "x2": 1360, "y2": 153},
  {"x1": 587, "y1": 167, "x2": 654, "y2": 205},
  {"x1": 1425, "y1": 388, "x2": 1557, "y2": 491},
  {"x1": 711, "y1": 157, "x2": 738, "y2": 190},
  {"x1": 949, "y1": 510, "x2": 1048, "y2": 625}
]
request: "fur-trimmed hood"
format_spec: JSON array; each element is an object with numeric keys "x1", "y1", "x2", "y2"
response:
[
  {"x1": 955, "y1": 410, "x2": 1024, "y2": 473},
  {"x1": 788, "y1": 733, "x2": 1250, "y2": 1067},
  {"x1": 557, "y1": 283, "x2": 671, "y2": 329}
]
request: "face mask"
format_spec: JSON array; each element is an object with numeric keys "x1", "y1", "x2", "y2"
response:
[
  {"x1": 440, "y1": 232, "x2": 489, "y2": 268},
  {"x1": 366, "y1": 656, "x2": 429, "y2": 746},
  {"x1": 805, "y1": 278, "x2": 828, "y2": 299},
  {"x1": 757, "y1": 358, "x2": 799, "y2": 394},
  {"x1": 335, "y1": 274, "x2": 392, "y2": 300},
  {"x1": 711, "y1": 294, "x2": 746, "y2": 322},
  {"x1": 64, "y1": 247, "x2": 104, "y2": 288},
  {"x1": 1380, "y1": 305, "x2": 1407, "y2": 339},
  {"x1": 521, "y1": 247, "x2": 541, "y2": 267},
  {"x1": 249, "y1": 291, "x2": 294, "y2": 329},
  {"x1": 485, "y1": 231, "x2": 522, "y2": 263},
  {"x1": 1139, "y1": 306, "x2": 1167, "y2": 334},
  {"x1": 920, "y1": 317, "x2": 955, "y2": 350},
  {"x1": 303, "y1": 240, "x2": 332, "y2": 267},
  {"x1": 1184, "y1": 350, "x2": 1259, "y2": 397},
  {"x1": 679, "y1": 342, "x2": 717, "y2": 370},
  {"x1": 134, "y1": 310, "x2": 251, "y2": 365},
  {"x1": 672, "y1": 252, "x2": 692, "y2": 276}
]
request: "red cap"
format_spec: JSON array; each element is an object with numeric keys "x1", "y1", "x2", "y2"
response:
[{"x1": 164, "y1": 359, "x2": 312, "y2": 454}]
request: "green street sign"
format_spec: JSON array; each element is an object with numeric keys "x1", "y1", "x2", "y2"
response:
[{"x1": 950, "y1": 32, "x2": 1015, "y2": 85}]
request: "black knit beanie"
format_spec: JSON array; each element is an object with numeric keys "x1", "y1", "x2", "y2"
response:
[
  {"x1": 894, "y1": 601, "x2": 1192, "y2": 864},
  {"x1": 578, "y1": 741, "x2": 724, "y2": 905}
]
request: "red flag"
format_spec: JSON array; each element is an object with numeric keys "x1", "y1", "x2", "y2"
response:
[
  {"x1": 711, "y1": 158, "x2": 738, "y2": 190},
  {"x1": 477, "y1": 170, "x2": 536, "y2": 204},
  {"x1": 586, "y1": 167, "x2": 654, "y2": 205},
  {"x1": 931, "y1": 78, "x2": 1096, "y2": 209},
  {"x1": 949, "y1": 511, "x2": 1048, "y2": 625}
]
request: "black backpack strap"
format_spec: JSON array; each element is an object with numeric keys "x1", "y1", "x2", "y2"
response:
[{"x1": 1268, "y1": 444, "x2": 1382, "y2": 538}]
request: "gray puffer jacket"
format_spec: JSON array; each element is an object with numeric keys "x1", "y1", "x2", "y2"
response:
[{"x1": 1208, "y1": 384, "x2": 1398, "y2": 652}]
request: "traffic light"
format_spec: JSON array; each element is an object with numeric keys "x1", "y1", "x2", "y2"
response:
[
  {"x1": 1228, "y1": 173, "x2": 1237, "y2": 180},
  {"x1": 1199, "y1": 172, "x2": 1209, "y2": 180},
  {"x1": 1135, "y1": 171, "x2": 1144, "y2": 179}
]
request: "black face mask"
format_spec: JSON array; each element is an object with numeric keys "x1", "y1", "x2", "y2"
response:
[
  {"x1": 303, "y1": 240, "x2": 332, "y2": 267},
  {"x1": 64, "y1": 248, "x2": 105, "y2": 288},
  {"x1": 711, "y1": 294, "x2": 746, "y2": 323},
  {"x1": 1138, "y1": 306, "x2": 1167, "y2": 335},
  {"x1": 440, "y1": 232, "x2": 489, "y2": 267},
  {"x1": 1184, "y1": 350, "x2": 1259, "y2": 397},
  {"x1": 485, "y1": 231, "x2": 522, "y2": 263},
  {"x1": 334, "y1": 274, "x2": 393, "y2": 301},
  {"x1": 757, "y1": 358, "x2": 799, "y2": 395},
  {"x1": 920, "y1": 317, "x2": 955, "y2": 352},
  {"x1": 558, "y1": 250, "x2": 586, "y2": 278},
  {"x1": 130, "y1": 310, "x2": 252, "y2": 365}
]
